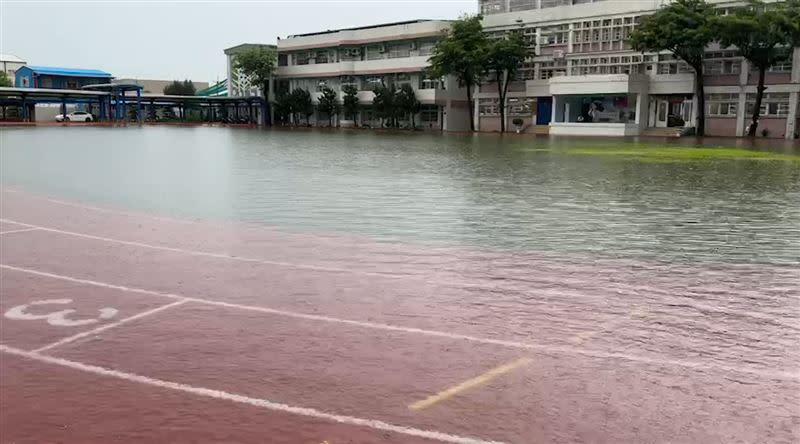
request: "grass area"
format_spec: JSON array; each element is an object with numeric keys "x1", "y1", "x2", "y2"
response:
[{"x1": 558, "y1": 145, "x2": 800, "y2": 162}]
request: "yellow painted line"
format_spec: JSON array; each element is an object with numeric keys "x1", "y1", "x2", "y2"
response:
[{"x1": 409, "y1": 357, "x2": 533, "y2": 411}]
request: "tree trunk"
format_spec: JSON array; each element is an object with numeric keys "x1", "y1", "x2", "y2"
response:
[
  {"x1": 466, "y1": 82, "x2": 475, "y2": 132},
  {"x1": 748, "y1": 66, "x2": 766, "y2": 137},
  {"x1": 263, "y1": 82, "x2": 271, "y2": 126},
  {"x1": 694, "y1": 65, "x2": 706, "y2": 137},
  {"x1": 496, "y1": 75, "x2": 505, "y2": 133}
]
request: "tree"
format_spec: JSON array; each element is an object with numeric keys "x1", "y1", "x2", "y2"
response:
[
  {"x1": 163, "y1": 79, "x2": 196, "y2": 96},
  {"x1": 0, "y1": 71, "x2": 13, "y2": 87},
  {"x1": 372, "y1": 83, "x2": 399, "y2": 128},
  {"x1": 272, "y1": 92, "x2": 292, "y2": 125},
  {"x1": 631, "y1": 0, "x2": 716, "y2": 136},
  {"x1": 716, "y1": 1, "x2": 798, "y2": 137},
  {"x1": 317, "y1": 86, "x2": 341, "y2": 127},
  {"x1": 289, "y1": 88, "x2": 313, "y2": 125},
  {"x1": 485, "y1": 31, "x2": 530, "y2": 132},
  {"x1": 342, "y1": 84, "x2": 360, "y2": 124},
  {"x1": 396, "y1": 84, "x2": 421, "y2": 129},
  {"x1": 233, "y1": 46, "x2": 277, "y2": 124},
  {"x1": 429, "y1": 14, "x2": 489, "y2": 131}
]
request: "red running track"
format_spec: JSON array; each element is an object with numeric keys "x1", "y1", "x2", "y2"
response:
[{"x1": 1, "y1": 189, "x2": 798, "y2": 444}]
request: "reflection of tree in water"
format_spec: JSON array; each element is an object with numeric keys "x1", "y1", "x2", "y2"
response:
[{"x1": 453, "y1": 136, "x2": 800, "y2": 264}]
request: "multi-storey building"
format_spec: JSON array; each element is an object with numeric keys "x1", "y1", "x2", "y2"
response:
[
  {"x1": 229, "y1": 21, "x2": 471, "y2": 130},
  {"x1": 225, "y1": 1, "x2": 799, "y2": 138},
  {"x1": 477, "y1": 0, "x2": 800, "y2": 139}
]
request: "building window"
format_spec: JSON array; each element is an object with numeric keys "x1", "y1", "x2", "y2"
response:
[
  {"x1": 293, "y1": 52, "x2": 310, "y2": 66},
  {"x1": 538, "y1": 60, "x2": 567, "y2": 79},
  {"x1": 419, "y1": 73, "x2": 443, "y2": 90},
  {"x1": 418, "y1": 40, "x2": 437, "y2": 57},
  {"x1": 746, "y1": 92, "x2": 790, "y2": 117},
  {"x1": 508, "y1": 97, "x2": 535, "y2": 116},
  {"x1": 540, "y1": 0, "x2": 570, "y2": 8},
  {"x1": 768, "y1": 53, "x2": 793, "y2": 73},
  {"x1": 387, "y1": 42, "x2": 412, "y2": 59},
  {"x1": 340, "y1": 76, "x2": 358, "y2": 89},
  {"x1": 480, "y1": 0, "x2": 504, "y2": 14},
  {"x1": 509, "y1": 0, "x2": 537, "y2": 12},
  {"x1": 363, "y1": 76, "x2": 384, "y2": 88},
  {"x1": 278, "y1": 54, "x2": 288, "y2": 66},
  {"x1": 420, "y1": 105, "x2": 439, "y2": 123},
  {"x1": 479, "y1": 98, "x2": 500, "y2": 116},
  {"x1": 315, "y1": 51, "x2": 331, "y2": 64},
  {"x1": 540, "y1": 24, "x2": 569, "y2": 45},
  {"x1": 706, "y1": 93, "x2": 739, "y2": 117},
  {"x1": 366, "y1": 45, "x2": 384, "y2": 60}
]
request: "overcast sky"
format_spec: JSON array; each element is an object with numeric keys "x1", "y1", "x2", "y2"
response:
[{"x1": 0, "y1": 1, "x2": 474, "y2": 83}]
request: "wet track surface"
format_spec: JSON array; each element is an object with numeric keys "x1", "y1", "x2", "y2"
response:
[{"x1": 1, "y1": 127, "x2": 799, "y2": 443}]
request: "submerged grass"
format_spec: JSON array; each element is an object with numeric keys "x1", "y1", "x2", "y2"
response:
[{"x1": 558, "y1": 145, "x2": 800, "y2": 162}]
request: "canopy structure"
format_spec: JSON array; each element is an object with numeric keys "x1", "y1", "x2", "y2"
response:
[{"x1": 0, "y1": 85, "x2": 267, "y2": 125}]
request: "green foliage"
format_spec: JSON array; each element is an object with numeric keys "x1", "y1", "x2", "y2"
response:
[
  {"x1": 272, "y1": 92, "x2": 292, "y2": 125},
  {"x1": 485, "y1": 31, "x2": 530, "y2": 132},
  {"x1": 317, "y1": 86, "x2": 341, "y2": 127},
  {"x1": 429, "y1": 14, "x2": 489, "y2": 131},
  {"x1": 396, "y1": 84, "x2": 421, "y2": 129},
  {"x1": 289, "y1": 88, "x2": 313, "y2": 125},
  {"x1": 0, "y1": 71, "x2": 13, "y2": 87},
  {"x1": 630, "y1": 0, "x2": 716, "y2": 69},
  {"x1": 630, "y1": 0, "x2": 716, "y2": 136},
  {"x1": 342, "y1": 84, "x2": 360, "y2": 122},
  {"x1": 233, "y1": 47, "x2": 277, "y2": 100},
  {"x1": 372, "y1": 83, "x2": 401, "y2": 128},
  {"x1": 715, "y1": 0, "x2": 795, "y2": 136},
  {"x1": 163, "y1": 80, "x2": 196, "y2": 96}
]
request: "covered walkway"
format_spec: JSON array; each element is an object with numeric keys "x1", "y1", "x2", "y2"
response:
[{"x1": 0, "y1": 86, "x2": 267, "y2": 125}]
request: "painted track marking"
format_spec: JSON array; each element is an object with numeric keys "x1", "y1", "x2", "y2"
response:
[
  {"x1": 0, "y1": 227, "x2": 41, "y2": 235},
  {"x1": 5, "y1": 299, "x2": 118, "y2": 327},
  {"x1": 0, "y1": 217, "x2": 401, "y2": 279},
  {"x1": 410, "y1": 358, "x2": 533, "y2": 411},
  {"x1": 1, "y1": 216, "x2": 791, "y2": 330},
  {"x1": 33, "y1": 299, "x2": 189, "y2": 353},
  {"x1": 2, "y1": 263, "x2": 797, "y2": 381},
  {"x1": 0, "y1": 345, "x2": 505, "y2": 444}
]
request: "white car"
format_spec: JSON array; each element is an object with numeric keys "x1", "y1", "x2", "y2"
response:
[{"x1": 55, "y1": 111, "x2": 93, "y2": 122}]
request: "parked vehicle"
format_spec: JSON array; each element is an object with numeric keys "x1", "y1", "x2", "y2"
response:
[{"x1": 55, "y1": 111, "x2": 93, "y2": 122}]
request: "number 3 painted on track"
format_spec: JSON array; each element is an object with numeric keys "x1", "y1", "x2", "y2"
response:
[{"x1": 4, "y1": 299, "x2": 118, "y2": 327}]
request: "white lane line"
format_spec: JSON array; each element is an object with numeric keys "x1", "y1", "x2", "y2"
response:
[
  {"x1": 0, "y1": 218, "x2": 401, "y2": 279},
  {"x1": 2, "y1": 263, "x2": 798, "y2": 381},
  {"x1": 2, "y1": 217, "x2": 793, "y2": 331},
  {"x1": 0, "y1": 345, "x2": 503, "y2": 444},
  {"x1": 0, "y1": 227, "x2": 41, "y2": 235},
  {"x1": 34, "y1": 299, "x2": 189, "y2": 353}
]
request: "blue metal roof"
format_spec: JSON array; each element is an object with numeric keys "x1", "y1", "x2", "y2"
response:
[{"x1": 24, "y1": 66, "x2": 112, "y2": 78}]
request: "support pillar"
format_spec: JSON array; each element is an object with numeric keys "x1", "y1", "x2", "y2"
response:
[
  {"x1": 136, "y1": 89, "x2": 143, "y2": 124},
  {"x1": 786, "y1": 91, "x2": 798, "y2": 140},
  {"x1": 735, "y1": 92, "x2": 747, "y2": 137},
  {"x1": 61, "y1": 96, "x2": 67, "y2": 124}
]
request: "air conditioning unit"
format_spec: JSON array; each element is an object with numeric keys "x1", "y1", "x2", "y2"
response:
[
  {"x1": 539, "y1": 36, "x2": 551, "y2": 45},
  {"x1": 553, "y1": 49, "x2": 565, "y2": 59}
]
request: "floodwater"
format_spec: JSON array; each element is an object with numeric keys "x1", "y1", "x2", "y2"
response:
[
  {"x1": 2, "y1": 126, "x2": 799, "y2": 264},
  {"x1": 1, "y1": 126, "x2": 799, "y2": 443}
]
